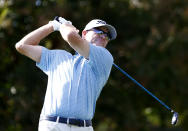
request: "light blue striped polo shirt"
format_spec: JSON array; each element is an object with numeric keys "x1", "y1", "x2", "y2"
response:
[{"x1": 36, "y1": 43, "x2": 113, "y2": 120}]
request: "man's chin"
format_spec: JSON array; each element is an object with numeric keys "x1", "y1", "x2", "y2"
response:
[
  {"x1": 91, "y1": 40, "x2": 106, "y2": 47},
  {"x1": 92, "y1": 42, "x2": 105, "y2": 47}
]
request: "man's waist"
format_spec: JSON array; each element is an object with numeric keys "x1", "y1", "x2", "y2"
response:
[
  {"x1": 41, "y1": 104, "x2": 94, "y2": 120},
  {"x1": 40, "y1": 116, "x2": 92, "y2": 127}
]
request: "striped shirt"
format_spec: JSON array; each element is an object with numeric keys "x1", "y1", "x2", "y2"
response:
[{"x1": 36, "y1": 43, "x2": 113, "y2": 120}]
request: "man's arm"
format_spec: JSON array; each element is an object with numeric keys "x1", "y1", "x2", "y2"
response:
[
  {"x1": 15, "y1": 23, "x2": 54, "y2": 62},
  {"x1": 59, "y1": 23, "x2": 90, "y2": 59}
]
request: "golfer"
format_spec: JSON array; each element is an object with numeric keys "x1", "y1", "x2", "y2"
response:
[{"x1": 15, "y1": 17, "x2": 117, "y2": 131}]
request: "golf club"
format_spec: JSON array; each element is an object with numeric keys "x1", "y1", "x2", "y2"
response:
[{"x1": 113, "y1": 63, "x2": 178, "y2": 125}]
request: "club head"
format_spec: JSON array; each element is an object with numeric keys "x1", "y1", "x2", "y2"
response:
[{"x1": 171, "y1": 111, "x2": 178, "y2": 125}]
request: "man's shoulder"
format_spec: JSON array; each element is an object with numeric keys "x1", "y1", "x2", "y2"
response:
[
  {"x1": 90, "y1": 44, "x2": 113, "y2": 57},
  {"x1": 88, "y1": 44, "x2": 114, "y2": 66}
]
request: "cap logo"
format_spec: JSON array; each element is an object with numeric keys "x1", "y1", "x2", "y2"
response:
[{"x1": 96, "y1": 20, "x2": 106, "y2": 24}]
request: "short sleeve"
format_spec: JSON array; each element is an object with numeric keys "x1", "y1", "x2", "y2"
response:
[
  {"x1": 36, "y1": 47, "x2": 72, "y2": 74},
  {"x1": 88, "y1": 44, "x2": 114, "y2": 82}
]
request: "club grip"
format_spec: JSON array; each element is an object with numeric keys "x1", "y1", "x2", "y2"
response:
[
  {"x1": 54, "y1": 16, "x2": 72, "y2": 25},
  {"x1": 54, "y1": 16, "x2": 59, "y2": 22}
]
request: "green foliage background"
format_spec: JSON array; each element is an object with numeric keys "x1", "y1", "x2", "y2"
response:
[{"x1": 0, "y1": 0, "x2": 187, "y2": 130}]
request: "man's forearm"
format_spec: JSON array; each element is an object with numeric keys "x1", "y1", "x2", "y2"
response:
[
  {"x1": 17, "y1": 23, "x2": 54, "y2": 46},
  {"x1": 15, "y1": 23, "x2": 54, "y2": 62},
  {"x1": 59, "y1": 24, "x2": 89, "y2": 59}
]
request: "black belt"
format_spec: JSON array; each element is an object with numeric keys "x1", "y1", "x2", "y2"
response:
[{"x1": 40, "y1": 116, "x2": 92, "y2": 127}]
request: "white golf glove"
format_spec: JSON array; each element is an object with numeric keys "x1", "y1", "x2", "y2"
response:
[
  {"x1": 49, "y1": 16, "x2": 72, "y2": 31},
  {"x1": 58, "y1": 17, "x2": 72, "y2": 25},
  {"x1": 49, "y1": 20, "x2": 61, "y2": 31}
]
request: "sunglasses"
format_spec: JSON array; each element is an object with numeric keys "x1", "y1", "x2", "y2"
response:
[{"x1": 90, "y1": 28, "x2": 111, "y2": 40}]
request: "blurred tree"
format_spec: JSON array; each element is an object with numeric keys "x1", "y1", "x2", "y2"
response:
[{"x1": 0, "y1": 0, "x2": 187, "y2": 130}]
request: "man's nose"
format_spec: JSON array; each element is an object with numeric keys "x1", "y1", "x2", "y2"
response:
[{"x1": 99, "y1": 34, "x2": 106, "y2": 39}]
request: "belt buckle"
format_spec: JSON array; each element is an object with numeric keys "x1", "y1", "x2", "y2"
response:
[
  {"x1": 67, "y1": 118, "x2": 70, "y2": 125},
  {"x1": 56, "y1": 116, "x2": 60, "y2": 123},
  {"x1": 84, "y1": 120, "x2": 86, "y2": 127}
]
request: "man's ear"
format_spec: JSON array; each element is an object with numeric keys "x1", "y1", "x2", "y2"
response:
[{"x1": 82, "y1": 30, "x2": 87, "y2": 38}]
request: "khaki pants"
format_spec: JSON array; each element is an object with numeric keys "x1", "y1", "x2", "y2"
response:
[{"x1": 38, "y1": 120, "x2": 94, "y2": 131}]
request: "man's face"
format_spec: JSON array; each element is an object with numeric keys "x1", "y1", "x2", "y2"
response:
[{"x1": 83, "y1": 26, "x2": 110, "y2": 47}]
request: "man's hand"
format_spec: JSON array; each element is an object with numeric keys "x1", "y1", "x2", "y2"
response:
[
  {"x1": 57, "y1": 17, "x2": 72, "y2": 25},
  {"x1": 49, "y1": 16, "x2": 72, "y2": 31},
  {"x1": 49, "y1": 20, "x2": 61, "y2": 31}
]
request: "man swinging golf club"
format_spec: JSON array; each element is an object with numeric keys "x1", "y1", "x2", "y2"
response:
[{"x1": 15, "y1": 17, "x2": 117, "y2": 131}]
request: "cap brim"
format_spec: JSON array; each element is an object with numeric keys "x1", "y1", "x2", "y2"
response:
[
  {"x1": 84, "y1": 24, "x2": 117, "y2": 40},
  {"x1": 104, "y1": 24, "x2": 117, "y2": 40}
]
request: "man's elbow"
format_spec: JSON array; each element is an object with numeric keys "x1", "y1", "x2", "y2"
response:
[{"x1": 15, "y1": 42, "x2": 24, "y2": 53}]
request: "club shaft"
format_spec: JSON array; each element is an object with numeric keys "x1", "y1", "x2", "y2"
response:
[{"x1": 113, "y1": 63, "x2": 172, "y2": 111}]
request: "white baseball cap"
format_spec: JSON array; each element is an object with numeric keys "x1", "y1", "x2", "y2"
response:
[{"x1": 84, "y1": 19, "x2": 117, "y2": 40}]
